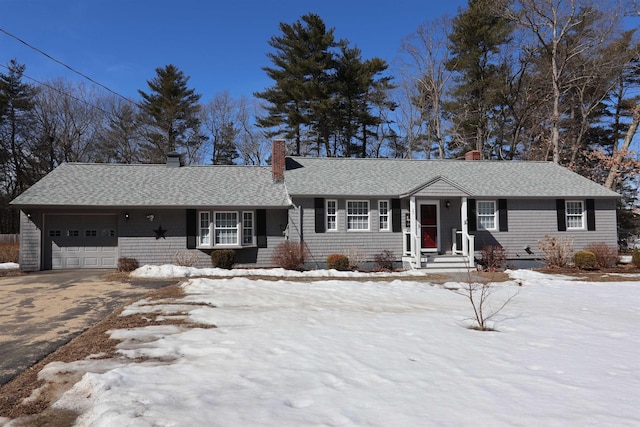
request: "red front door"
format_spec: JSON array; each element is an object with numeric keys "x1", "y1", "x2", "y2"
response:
[{"x1": 421, "y1": 205, "x2": 438, "y2": 250}]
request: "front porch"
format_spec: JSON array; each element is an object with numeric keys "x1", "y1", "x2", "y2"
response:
[{"x1": 401, "y1": 196, "x2": 475, "y2": 272}]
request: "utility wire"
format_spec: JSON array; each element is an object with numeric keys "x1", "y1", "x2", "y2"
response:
[
  {"x1": 0, "y1": 62, "x2": 113, "y2": 116},
  {"x1": 0, "y1": 27, "x2": 137, "y2": 106}
]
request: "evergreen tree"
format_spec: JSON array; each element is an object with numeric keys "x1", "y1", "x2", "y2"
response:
[
  {"x1": 0, "y1": 59, "x2": 38, "y2": 232},
  {"x1": 138, "y1": 64, "x2": 205, "y2": 163},
  {"x1": 444, "y1": 0, "x2": 514, "y2": 158},
  {"x1": 255, "y1": 14, "x2": 338, "y2": 156}
]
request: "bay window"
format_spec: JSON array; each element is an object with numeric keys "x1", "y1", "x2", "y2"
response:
[{"x1": 198, "y1": 210, "x2": 255, "y2": 248}]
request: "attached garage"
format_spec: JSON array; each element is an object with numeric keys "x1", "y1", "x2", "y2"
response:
[{"x1": 45, "y1": 214, "x2": 118, "y2": 269}]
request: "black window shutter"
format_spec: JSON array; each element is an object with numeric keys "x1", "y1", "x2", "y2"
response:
[
  {"x1": 498, "y1": 199, "x2": 508, "y2": 232},
  {"x1": 556, "y1": 199, "x2": 566, "y2": 231},
  {"x1": 391, "y1": 199, "x2": 401, "y2": 232},
  {"x1": 314, "y1": 198, "x2": 325, "y2": 233},
  {"x1": 186, "y1": 209, "x2": 197, "y2": 249},
  {"x1": 256, "y1": 209, "x2": 267, "y2": 248},
  {"x1": 586, "y1": 199, "x2": 596, "y2": 231},
  {"x1": 467, "y1": 199, "x2": 477, "y2": 232}
]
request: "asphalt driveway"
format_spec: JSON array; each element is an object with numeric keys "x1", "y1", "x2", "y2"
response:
[{"x1": 0, "y1": 270, "x2": 177, "y2": 385}]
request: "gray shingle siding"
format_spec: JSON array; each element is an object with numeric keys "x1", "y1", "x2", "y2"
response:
[
  {"x1": 289, "y1": 197, "x2": 403, "y2": 267},
  {"x1": 18, "y1": 210, "x2": 41, "y2": 271},
  {"x1": 469, "y1": 198, "x2": 617, "y2": 261}
]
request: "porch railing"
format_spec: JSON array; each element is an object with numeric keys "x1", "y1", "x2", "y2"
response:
[{"x1": 451, "y1": 228, "x2": 475, "y2": 268}]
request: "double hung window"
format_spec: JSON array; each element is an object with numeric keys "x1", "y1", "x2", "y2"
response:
[
  {"x1": 477, "y1": 201, "x2": 496, "y2": 230},
  {"x1": 347, "y1": 200, "x2": 370, "y2": 231},
  {"x1": 198, "y1": 210, "x2": 255, "y2": 247},
  {"x1": 566, "y1": 201, "x2": 585, "y2": 229},
  {"x1": 326, "y1": 200, "x2": 337, "y2": 231},
  {"x1": 379, "y1": 200, "x2": 390, "y2": 231}
]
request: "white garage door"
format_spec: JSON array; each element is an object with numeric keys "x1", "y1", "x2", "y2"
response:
[{"x1": 46, "y1": 214, "x2": 118, "y2": 269}]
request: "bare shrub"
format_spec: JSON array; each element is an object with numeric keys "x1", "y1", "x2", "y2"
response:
[
  {"x1": 117, "y1": 257, "x2": 139, "y2": 272},
  {"x1": 583, "y1": 242, "x2": 618, "y2": 268},
  {"x1": 0, "y1": 242, "x2": 19, "y2": 263},
  {"x1": 174, "y1": 250, "x2": 201, "y2": 267},
  {"x1": 211, "y1": 249, "x2": 235, "y2": 269},
  {"x1": 537, "y1": 235, "x2": 574, "y2": 268},
  {"x1": 345, "y1": 247, "x2": 365, "y2": 270},
  {"x1": 480, "y1": 245, "x2": 506, "y2": 271},
  {"x1": 272, "y1": 241, "x2": 307, "y2": 270},
  {"x1": 373, "y1": 250, "x2": 395, "y2": 271},
  {"x1": 455, "y1": 279, "x2": 519, "y2": 331}
]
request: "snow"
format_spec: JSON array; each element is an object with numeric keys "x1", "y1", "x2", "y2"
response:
[
  {"x1": 13, "y1": 268, "x2": 640, "y2": 426},
  {"x1": 130, "y1": 264, "x2": 433, "y2": 279},
  {"x1": 0, "y1": 262, "x2": 18, "y2": 270}
]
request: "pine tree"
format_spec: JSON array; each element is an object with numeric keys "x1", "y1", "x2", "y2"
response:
[
  {"x1": 255, "y1": 14, "x2": 338, "y2": 156},
  {"x1": 444, "y1": 0, "x2": 514, "y2": 158},
  {"x1": 0, "y1": 59, "x2": 38, "y2": 232},
  {"x1": 138, "y1": 64, "x2": 205, "y2": 163}
]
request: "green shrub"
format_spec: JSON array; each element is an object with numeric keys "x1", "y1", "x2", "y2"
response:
[
  {"x1": 272, "y1": 241, "x2": 307, "y2": 270},
  {"x1": 211, "y1": 249, "x2": 235, "y2": 269},
  {"x1": 117, "y1": 257, "x2": 139, "y2": 272},
  {"x1": 584, "y1": 242, "x2": 618, "y2": 268},
  {"x1": 326, "y1": 253, "x2": 350, "y2": 271},
  {"x1": 373, "y1": 250, "x2": 395, "y2": 272},
  {"x1": 633, "y1": 248, "x2": 640, "y2": 268},
  {"x1": 574, "y1": 251, "x2": 596, "y2": 270}
]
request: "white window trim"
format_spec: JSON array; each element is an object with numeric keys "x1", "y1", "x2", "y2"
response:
[
  {"x1": 566, "y1": 200, "x2": 585, "y2": 230},
  {"x1": 199, "y1": 211, "x2": 211, "y2": 246},
  {"x1": 198, "y1": 210, "x2": 257, "y2": 248},
  {"x1": 214, "y1": 211, "x2": 240, "y2": 247},
  {"x1": 346, "y1": 200, "x2": 370, "y2": 232},
  {"x1": 242, "y1": 211, "x2": 254, "y2": 245},
  {"x1": 476, "y1": 200, "x2": 497, "y2": 231},
  {"x1": 379, "y1": 200, "x2": 390, "y2": 231},
  {"x1": 326, "y1": 199, "x2": 337, "y2": 231}
]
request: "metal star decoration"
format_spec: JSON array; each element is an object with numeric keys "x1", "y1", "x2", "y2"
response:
[{"x1": 154, "y1": 225, "x2": 167, "y2": 239}]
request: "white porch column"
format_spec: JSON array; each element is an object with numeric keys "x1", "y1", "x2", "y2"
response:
[
  {"x1": 461, "y1": 197, "x2": 468, "y2": 256},
  {"x1": 410, "y1": 196, "x2": 418, "y2": 267}
]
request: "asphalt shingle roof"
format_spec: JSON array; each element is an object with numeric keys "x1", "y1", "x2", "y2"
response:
[
  {"x1": 283, "y1": 157, "x2": 620, "y2": 198},
  {"x1": 11, "y1": 163, "x2": 291, "y2": 208}
]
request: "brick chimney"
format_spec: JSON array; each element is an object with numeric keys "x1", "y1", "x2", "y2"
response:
[
  {"x1": 465, "y1": 150, "x2": 482, "y2": 161},
  {"x1": 272, "y1": 139, "x2": 286, "y2": 182}
]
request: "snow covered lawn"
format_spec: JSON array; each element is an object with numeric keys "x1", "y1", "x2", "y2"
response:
[{"x1": 39, "y1": 270, "x2": 640, "y2": 425}]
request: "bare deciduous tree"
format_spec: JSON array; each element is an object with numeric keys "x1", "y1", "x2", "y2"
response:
[
  {"x1": 505, "y1": 0, "x2": 621, "y2": 163},
  {"x1": 398, "y1": 16, "x2": 454, "y2": 159}
]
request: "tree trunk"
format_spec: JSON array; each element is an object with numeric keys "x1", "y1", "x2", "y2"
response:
[{"x1": 604, "y1": 103, "x2": 640, "y2": 190}]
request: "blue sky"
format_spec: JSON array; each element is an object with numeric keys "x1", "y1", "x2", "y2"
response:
[{"x1": 0, "y1": 0, "x2": 468, "y2": 102}]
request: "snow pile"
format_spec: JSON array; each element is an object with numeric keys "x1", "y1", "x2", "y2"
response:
[
  {"x1": 130, "y1": 264, "x2": 431, "y2": 279},
  {"x1": 38, "y1": 271, "x2": 640, "y2": 426},
  {"x1": 0, "y1": 262, "x2": 19, "y2": 270}
]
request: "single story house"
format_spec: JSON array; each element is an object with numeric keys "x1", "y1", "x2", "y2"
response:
[{"x1": 11, "y1": 140, "x2": 620, "y2": 272}]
